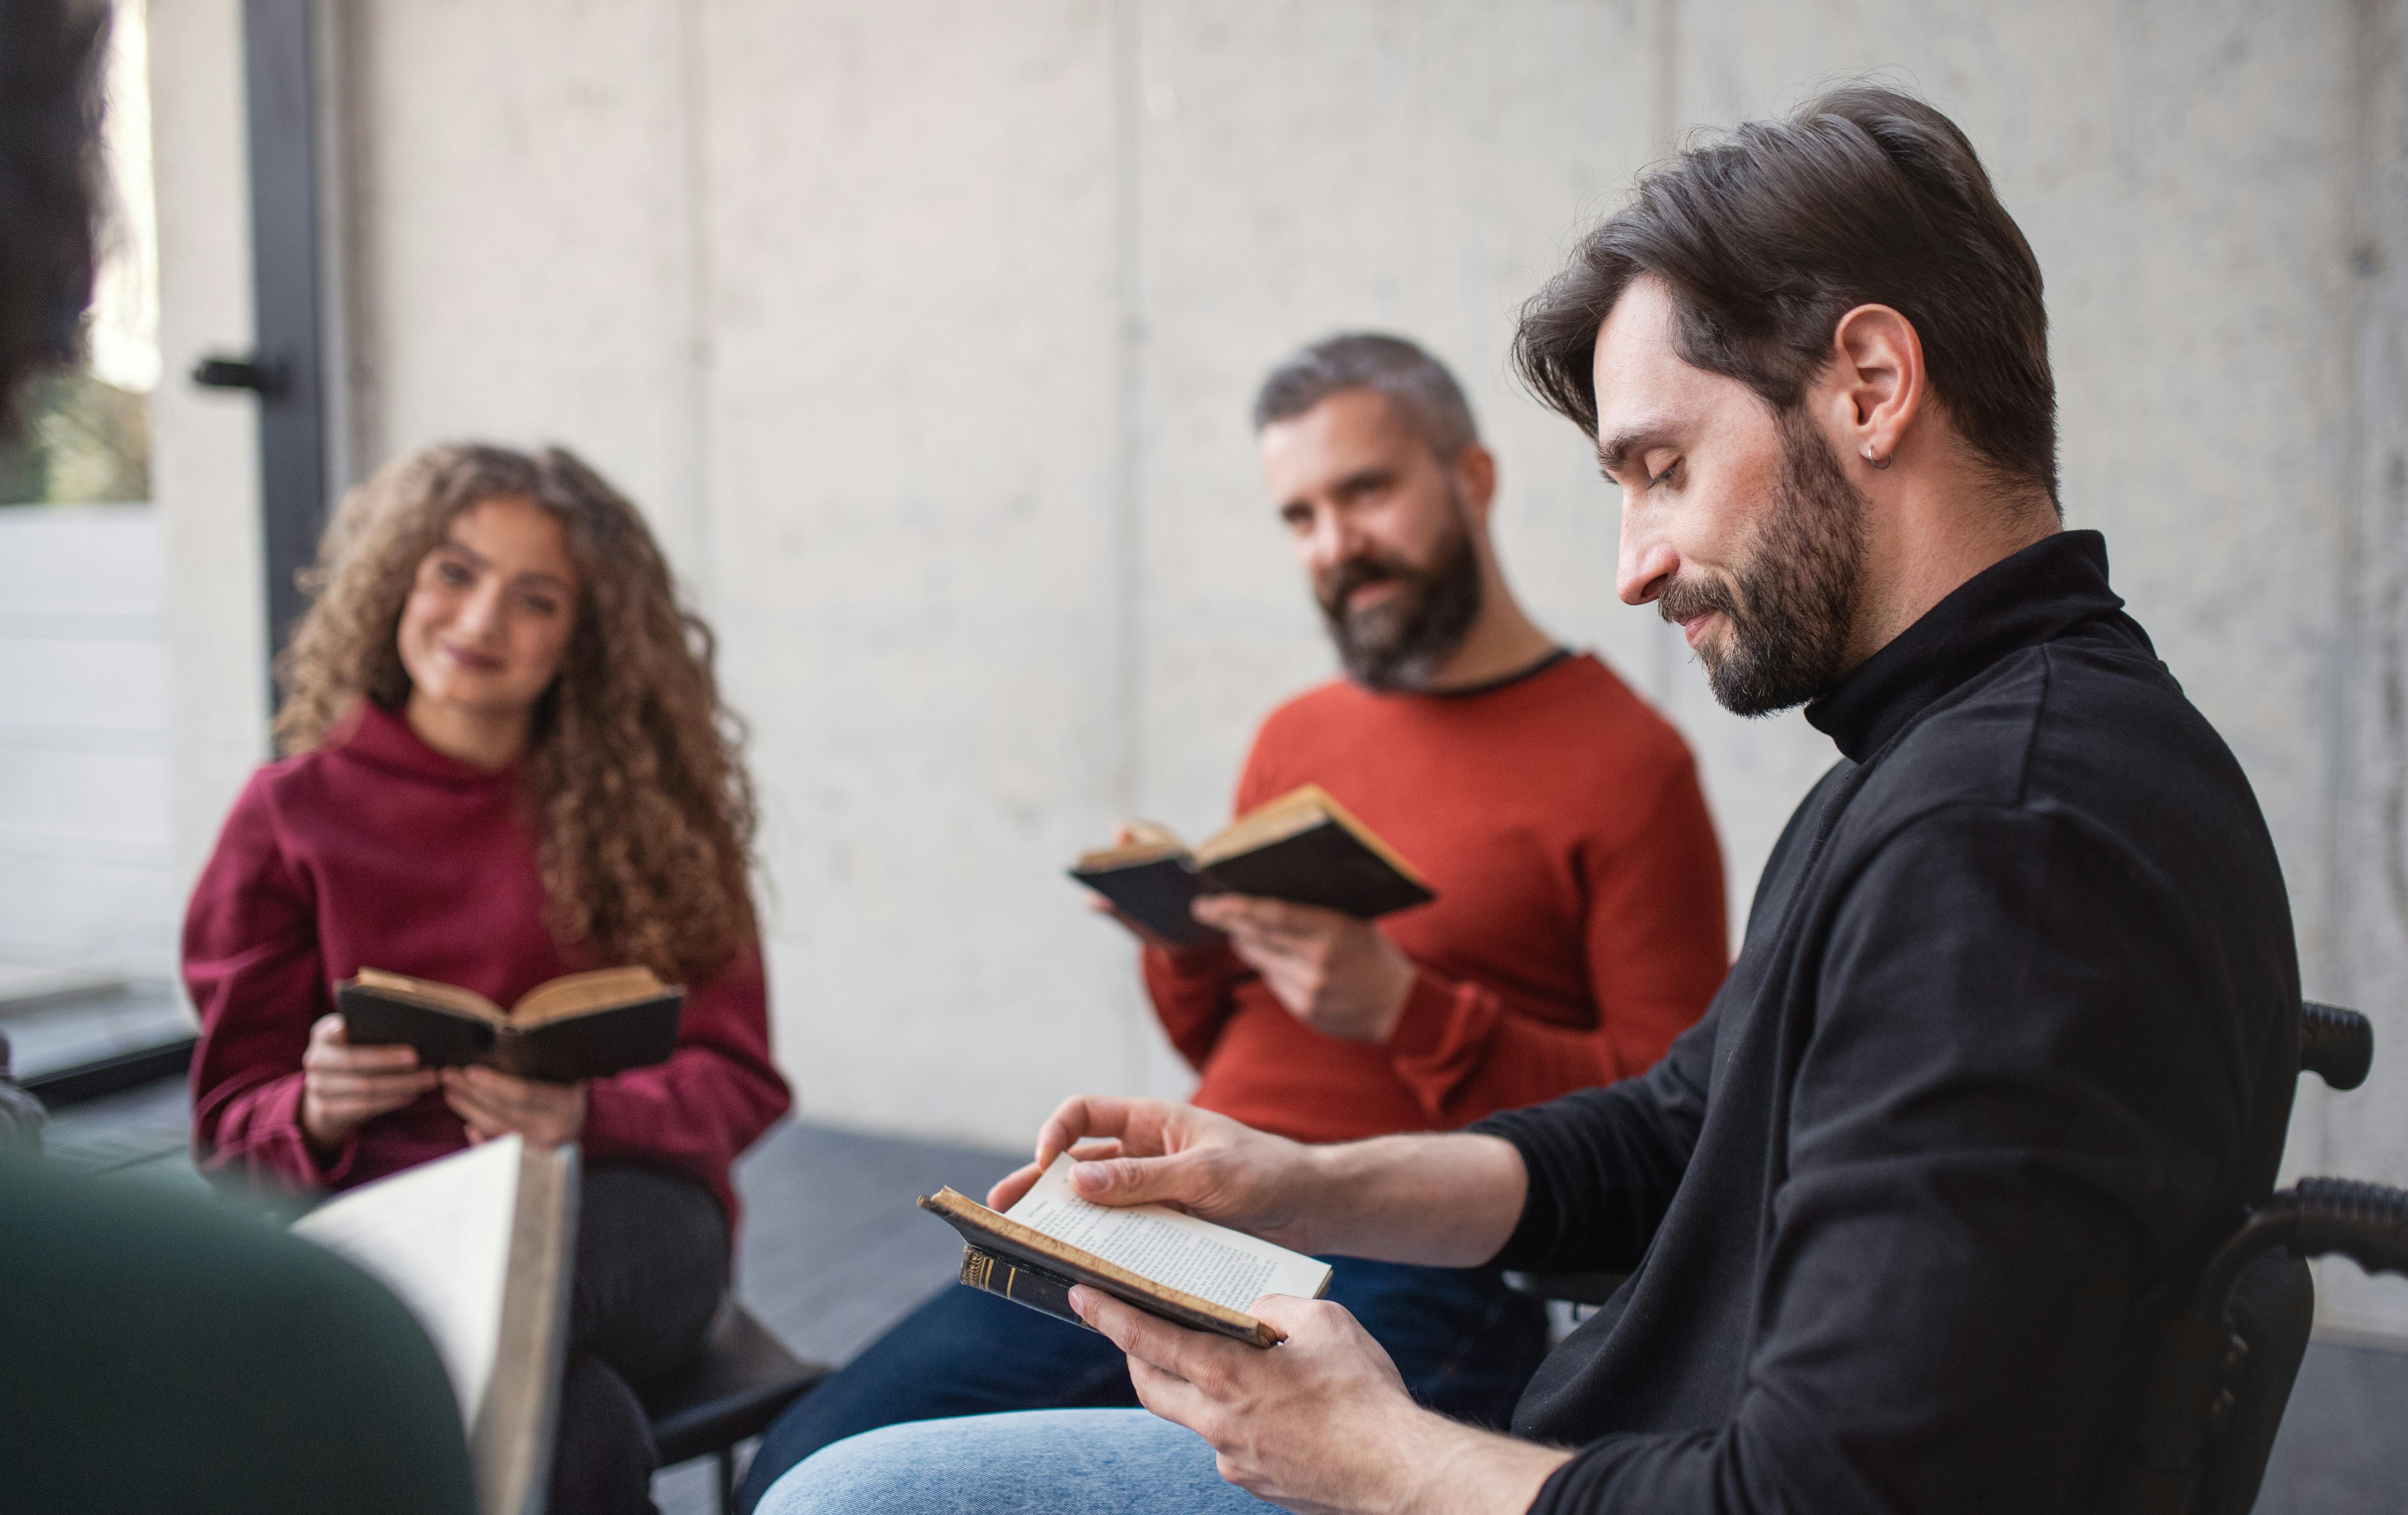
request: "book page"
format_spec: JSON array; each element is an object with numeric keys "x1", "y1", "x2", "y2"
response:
[
  {"x1": 293, "y1": 1135, "x2": 523, "y2": 1426},
  {"x1": 1004, "y1": 1154, "x2": 1330, "y2": 1313},
  {"x1": 353, "y1": 967, "x2": 503, "y2": 1022},
  {"x1": 512, "y1": 966, "x2": 666, "y2": 1024},
  {"x1": 1197, "y1": 784, "x2": 1331, "y2": 863},
  {"x1": 1075, "y1": 819, "x2": 1191, "y2": 871}
]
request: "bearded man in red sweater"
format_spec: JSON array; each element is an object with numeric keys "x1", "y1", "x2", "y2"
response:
[{"x1": 736, "y1": 333, "x2": 1727, "y2": 1514}]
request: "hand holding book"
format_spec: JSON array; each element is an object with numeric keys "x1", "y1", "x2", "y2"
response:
[
  {"x1": 1073, "y1": 784, "x2": 1431, "y2": 1040},
  {"x1": 1189, "y1": 893, "x2": 1420, "y2": 1043},
  {"x1": 985, "y1": 1094, "x2": 1327, "y2": 1254},
  {"x1": 441, "y1": 1064, "x2": 587, "y2": 1149},
  {"x1": 1070, "y1": 784, "x2": 1435, "y2": 949},
  {"x1": 923, "y1": 1152, "x2": 1330, "y2": 1348},
  {"x1": 337, "y1": 966, "x2": 684, "y2": 1084},
  {"x1": 302, "y1": 1012, "x2": 443, "y2": 1153}
]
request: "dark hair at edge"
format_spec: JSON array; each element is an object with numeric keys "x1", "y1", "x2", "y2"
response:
[
  {"x1": 1253, "y1": 332, "x2": 1480, "y2": 461},
  {"x1": 1512, "y1": 84, "x2": 2060, "y2": 511},
  {"x1": 0, "y1": 0, "x2": 108, "y2": 438}
]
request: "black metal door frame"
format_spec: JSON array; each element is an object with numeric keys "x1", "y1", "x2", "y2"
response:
[{"x1": 203, "y1": 0, "x2": 327, "y2": 703}]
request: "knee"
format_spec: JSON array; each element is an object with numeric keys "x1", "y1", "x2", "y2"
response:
[{"x1": 753, "y1": 1421, "x2": 943, "y2": 1515}]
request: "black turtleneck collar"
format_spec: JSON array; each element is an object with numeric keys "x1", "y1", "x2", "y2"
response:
[{"x1": 1805, "y1": 529, "x2": 2138, "y2": 765}]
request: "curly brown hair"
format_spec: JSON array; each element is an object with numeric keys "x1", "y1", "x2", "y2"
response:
[{"x1": 274, "y1": 442, "x2": 758, "y2": 980}]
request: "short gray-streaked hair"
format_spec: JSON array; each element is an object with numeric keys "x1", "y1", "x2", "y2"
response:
[{"x1": 1252, "y1": 333, "x2": 1480, "y2": 460}]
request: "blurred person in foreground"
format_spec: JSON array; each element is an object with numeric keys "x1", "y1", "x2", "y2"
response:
[
  {"x1": 738, "y1": 333, "x2": 1729, "y2": 1509},
  {"x1": 0, "y1": 4, "x2": 476, "y2": 1511},
  {"x1": 186, "y1": 442, "x2": 792, "y2": 1515},
  {"x1": 756, "y1": 85, "x2": 2300, "y2": 1515}
]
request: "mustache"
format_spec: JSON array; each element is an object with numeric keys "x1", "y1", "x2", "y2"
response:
[
  {"x1": 1655, "y1": 571, "x2": 1741, "y2": 630},
  {"x1": 1317, "y1": 551, "x2": 1419, "y2": 616}
]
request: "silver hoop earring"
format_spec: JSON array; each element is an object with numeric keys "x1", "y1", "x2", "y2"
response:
[{"x1": 1864, "y1": 447, "x2": 1891, "y2": 471}]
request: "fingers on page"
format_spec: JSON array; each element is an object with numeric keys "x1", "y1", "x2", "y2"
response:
[{"x1": 1036, "y1": 1093, "x2": 1139, "y2": 1164}]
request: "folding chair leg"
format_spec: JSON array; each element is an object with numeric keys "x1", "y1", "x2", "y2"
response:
[{"x1": 716, "y1": 1448, "x2": 735, "y2": 1515}]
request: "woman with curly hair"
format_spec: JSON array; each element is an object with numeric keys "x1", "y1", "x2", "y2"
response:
[{"x1": 185, "y1": 442, "x2": 791, "y2": 1515}]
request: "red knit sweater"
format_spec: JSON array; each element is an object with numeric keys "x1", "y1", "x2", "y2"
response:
[
  {"x1": 184, "y1": 703, "x2": 791, "y2": 1227},
  {"x1": 1143, "y1": 653, "x2": 1727, "y2": 1143}
]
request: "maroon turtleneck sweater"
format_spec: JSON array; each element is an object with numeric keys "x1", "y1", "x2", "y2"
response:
[{"x1": 184, "y1": 702, "x2": 790, "y2": 1228}]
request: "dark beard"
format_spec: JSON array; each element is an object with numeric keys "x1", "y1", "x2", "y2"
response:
[
  {"x1": 1316, "y1": 503, "x2": 1485, "y2": 693},
  {"x1": 1657, "y1": 412, "x2": 1867, "y2": 717}
]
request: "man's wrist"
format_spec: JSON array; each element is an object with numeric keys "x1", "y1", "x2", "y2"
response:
[
  {"x1": 1292, "y1": 1131, "x2": 1529, "y2": 1268},
  {"x1": 1388, "y1": 1415, "x2": 1572, "y2": 1515}
]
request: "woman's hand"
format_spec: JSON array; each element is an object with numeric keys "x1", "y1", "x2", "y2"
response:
[
  {"x1": 300, "y1": 1013, "x2": 439, "y2": 1155},
  {"x1": 441, "y1": 1065, "x2": 588, "y2": 1148}
]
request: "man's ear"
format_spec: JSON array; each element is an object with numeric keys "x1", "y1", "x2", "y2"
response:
[
  {"x1": 1827, "y1": 305, "x2": 1927, "y2": 470},
  {"x1": 1453, "y1": 442, "x2": 1499, "y2": 519}
]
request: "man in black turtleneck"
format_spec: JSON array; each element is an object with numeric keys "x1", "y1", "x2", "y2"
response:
[{"x1": 752, "y1": 86, "x2": 2300, "y2": 1515}]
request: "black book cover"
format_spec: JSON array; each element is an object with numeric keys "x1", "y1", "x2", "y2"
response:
[
  {"x1": 1067, "y1": 856, "x2": 1218, "y2": 948},
  {"x1": 1198, "y1": 818, "x2": 1436, "y2": 918},
  {"x1": 958, "y1": 1244, "x2": 1089, "y2": 1333},
  {"x1": 337, "y1": 985, "x2": 684, "y2": 1083}
]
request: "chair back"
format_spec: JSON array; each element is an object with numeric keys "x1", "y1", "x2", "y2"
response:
[{"x1": 2094, "y1": 1004, "x2": 2398, "y2": 1515}]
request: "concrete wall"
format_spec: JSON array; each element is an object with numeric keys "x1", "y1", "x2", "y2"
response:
[{"x1": 150, "y1": 0, "x2": 2408, "y2": 1335}]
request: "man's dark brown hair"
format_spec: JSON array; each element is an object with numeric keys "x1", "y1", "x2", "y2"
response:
[{"x1": 1514, "y1": 84, "x2": 2058, "y2": 507}]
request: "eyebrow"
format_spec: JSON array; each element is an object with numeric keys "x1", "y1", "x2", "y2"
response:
[
  {"x1": 1595, "y1": 423, "x2": 1672, "y2": 478},
  {"x1": 1276, "y1": 465, "x2": 1394, "y2": 517},
  {"x1": 437, "y1": 537, "x2": 571, "y2": 591}
]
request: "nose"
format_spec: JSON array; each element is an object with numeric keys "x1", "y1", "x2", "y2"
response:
[
  {"x1": 1618, "y1": 522, "x2": 1679, "y2": 608},
  {"x1": 456, "y1": 578, "x2": 507, "y2": 640},
  {"x1": 1305, "y1": 505, "x2": 1363, "y2": 574}
]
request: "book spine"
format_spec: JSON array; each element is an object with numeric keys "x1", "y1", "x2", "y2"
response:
[{"x1": 958, "y1": 1245, "x2": 1095, "y2": 1334}]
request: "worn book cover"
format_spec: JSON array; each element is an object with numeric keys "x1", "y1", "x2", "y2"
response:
[
  {"x1": 918, "y1": 1156, "x2": 1332, "y2": 1350},
  {"x1": 1070, "y1": 783, "x2": 1435, "y2": 946},
  {"x1": 337, "y1": 966, "x2": 683, "y2": 1084}
]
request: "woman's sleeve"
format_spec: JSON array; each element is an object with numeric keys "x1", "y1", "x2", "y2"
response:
[
  {"x1": 580, "y1": 936, "x2": 793, "y2": 1192},
  {"x1": 1384, "y1": 757, "x2": 1729, "y2": 1125},
  {"x1": 186, "y1": 774, "x2": 344, "y2": 1188}
]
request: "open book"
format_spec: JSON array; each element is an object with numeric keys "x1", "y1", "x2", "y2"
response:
[
  {"x1": 918, "y1": 1154, "x2": 1331, "y2": 1349},
  {"x1": 338, "y1": 966, "x2": 683, "y2": 1083},
  {"x1": 1070, "y1": 782, "x2": 1436, "y2": 948},
  {"x1": 293, "y1": 1136, "x2": 579, "y2": 1515}
]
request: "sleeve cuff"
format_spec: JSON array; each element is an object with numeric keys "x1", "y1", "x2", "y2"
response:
[
  {"x1": 1462, "y1": 1103, "x2": 1557, "y2": 1269},
  {"x1": 1143, "y1": 935, "x2": 1245, "y2": 982},
  {"x1": 256, "y1": 1074, "x2": 361, "y2": 1188}
]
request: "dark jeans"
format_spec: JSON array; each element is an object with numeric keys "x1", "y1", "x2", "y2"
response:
[
  {"x1": 734, "y1": 1256, "x2": 1548, "y2": 1514},
  {"x1": 547, "y1": 1165, "x2": 729, "y2": 1515}
]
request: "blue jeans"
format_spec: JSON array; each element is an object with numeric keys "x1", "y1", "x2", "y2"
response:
[
  {"x1": 734, "y1": 1257, "x2": 1546, "y2": 1513},
  {"x1": 755, "y1": 1408, "x2": 1270, "y2": 1515}
]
